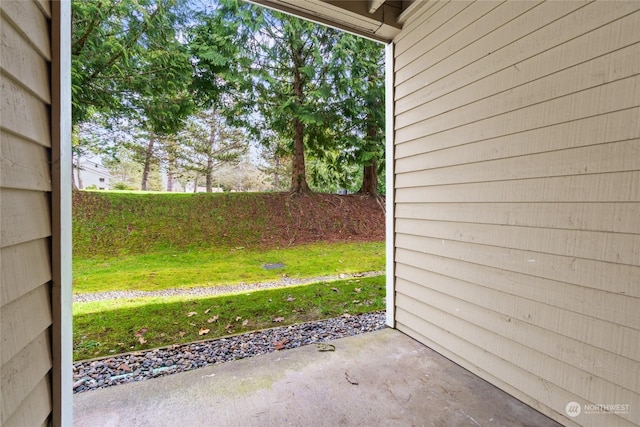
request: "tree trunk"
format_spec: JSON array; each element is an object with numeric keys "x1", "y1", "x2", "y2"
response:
[
  {"x1": 274, "y1": 154, "x2": 280, "y2": 191},
  {"x1": 75, "y1": 154, "x2": 84, "y2": 189},
  {"x1": 193, "y1": 177, "x2": 198, "y2": 193},
  {"x1": 141, "y1": 135, "x2": 155, "y2": 191},
  {"x1": 71, "y1": 153, "x2": 78, "y2": 190},
  {"x1": 206, "y1": 109, "x2": 218, "y2": 193},
  {"x1": 358, "y1": 158, "x2": 378, "y2": 196},
  {"x1": 290, "y1": 46, "x2": 310, "y2": 194},
  {"x1": 290, "y1": 118, "x2": 309, "y2": 193},
  {"x1": 167, "y1": 172, "x2": 174, "y2": 192},
  {"x1": 357, "y1": 110, "x2": 379, "y2": 196}
]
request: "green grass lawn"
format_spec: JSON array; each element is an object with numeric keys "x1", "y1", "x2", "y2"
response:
[
  {"x1": 73, "y1": 241, "x2": 385, "y2": 294},
  {"x1": 73, "y1": 276, "x2": 385, "y2": 361}
]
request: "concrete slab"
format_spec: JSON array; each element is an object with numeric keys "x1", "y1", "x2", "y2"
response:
[{"x1": 74, "y1": 329, "x2": 560, "y2": 426}]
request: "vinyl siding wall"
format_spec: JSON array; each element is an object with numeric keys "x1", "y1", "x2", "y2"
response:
[
  {"x1": 392, "y1": 1, "x2": 640, "y2": 426},
  {"x1": 0, "y1": 1, "x2": 54, "y2": 426}
]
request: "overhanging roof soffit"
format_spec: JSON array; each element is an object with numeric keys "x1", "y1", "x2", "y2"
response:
[{"x1": 249, "y1": 0, "x2": 409, "y2": 42}]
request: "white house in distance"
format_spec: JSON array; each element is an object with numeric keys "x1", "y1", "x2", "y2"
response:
[{"x1": 75, "y1": 158, "x2": 112, "y2": 190}]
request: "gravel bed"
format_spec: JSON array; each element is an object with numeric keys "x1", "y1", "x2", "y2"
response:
[
  {"x1": 73, "y1": 311, "x2": 386, "y2": 394},
  {"x1": 74, "y1": 271, "x2": 384, "y2": 303}
]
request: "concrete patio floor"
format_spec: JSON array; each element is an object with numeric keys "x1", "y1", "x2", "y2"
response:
[{"x1": 74, "y1": 328, "x2": 561, "y2": 426}]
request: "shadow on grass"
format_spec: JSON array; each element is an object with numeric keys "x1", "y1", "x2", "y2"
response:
[{"x1": 74, "y1": 276, "x2": 385, "y2": 361}]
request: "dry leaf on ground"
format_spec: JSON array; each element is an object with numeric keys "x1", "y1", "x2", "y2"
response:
[
  {"x1": 138, "y1": 337, "x2": 147, "y2": 345},
  {"x1": 134, "y1": 328, "x2": 148, "y2": 337},
  {"x1": 187, "y1": 312, "x2": 198, "y2": 317},
  {"x1": 199, "y1": 328, "x2": 210, "y2": 336},
  {"x1": 207, "y1": 315, "x2": 219, "y2": 323},
  {"x1": 242, "y1": 319, "x2": 249, "y2": 326},
  {"x1": 204, "y1": 308, "x2": 211, "y2": 314},
  {"x1": 274, "y1": 338, "x2": 288, "y2": 350},
  {"x1": 273, "y1": 317, "x2": 285, "y2": 322}
]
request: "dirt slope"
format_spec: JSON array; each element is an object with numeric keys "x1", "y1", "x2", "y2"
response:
[{"x1": 73, "y1": 191, "x2": 385, "y2": 257}]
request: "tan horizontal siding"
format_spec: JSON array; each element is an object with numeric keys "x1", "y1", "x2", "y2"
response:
[
  {"x1": 395, "y1": 107, "x2": 640, "y2": 172},
  {"x1": 397, "y1": 218, "x2": 639, "y2": 265},
  {"x1": 396, "y1": 140, "x2": 640, "y2": 189},
  {"x1": 0, "y1": 0, "x2": 51, "y2": 61},
  {"x1": 2, "y1": 376, "x2": 51, "y2": 427},
  {"x1": 396, "y1": 0, "x2": 547, "y2": 88},
  {"x1": 0, "y1": 14, "x2": 50, "y2": 103},
  {"x1": 395, "y1": 202, "x2": 640, "y2": 234},
  {"x1": 396, "y1": 171, "x2": 640, "y2": 203},
  {"x1": 0, "y1": 331, "x2": 52, "y2": 426},
  {"x1": 396, "y1": 74, "x2": 640, "y2": 148},
  {"x1": 395, "y1": 237, "x2": 639, "y2": 297},
  {"x1": 396, "y1": 4, "x2": 640, "y2": 115},
  {"x1": 0, "y1": 74, "x2": 51, "y2": 147},
  {"x1": 1, "y1": 285, "x2": 52, "y2": 364},
  {"x1": 395, "y1": 253, "x2": 639, "y2": 330},
  {"x1": 394, "y1": 0, "x2": 448, "y2": 51},
  {"x1": 394, "y1": 309, "x2": 638, "y2": 427},
  {"x1": 1, "y1": 131, "x2": 52, "y2": 191},
  {"x1": 0, "y1": 239, "x2": 52, "y2": 305},
  {"x1": 397, "y1": 41, "x2": 640, "y2": 131},
  {"x1": 33, "y1": 0, "x2": 51, "y2": 18},
  {"x1": 396, "y1": 271, "x2": 639, "y2": 372},
  {"x1": 393, "y1": 4, "x2": 640, "y2": 425},
  {"x1": 0, "y1": 2, "x2": 53, "y2": 425},
  {"x1": 0, "y1": 188, "x2": 51, "y2": 248},
  {"x1": 395, "y1": 0, "x2": 597, "y2": 99},
  {"x1": 396, "y1": 290, "x2": 639, "y2": 426}
]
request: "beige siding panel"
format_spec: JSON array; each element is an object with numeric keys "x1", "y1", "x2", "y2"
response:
[
  {"x1": 0, "y1": 331, "x2": 52, "y2": 425},
  {"x1": 0, "y1": 239, "x2": 51, "y2": 306},
  {"x1": 395, "y1": 310, "x2": 637, "y2": 427},
  {"x1": 395, "y1": 1, "x2": 638, "y2": 101},
  {"x1": 0, "y1": 15, "x2": 50, "y2": 103},
  {"x1": 395, "y1": 252, "x2": 639, "y2": 329},
  {"x1": 395, "y1": 107, "x2": 640, "y2": 173},
  {"x1": 396, "y1": 294, "x2": 640, "y2": 426},
  {"x1": 2, "y1": 375, "x2": 50, "y2": 427},
  {"x1": 397, "y1": 8, "x2": 640, "y2": 115},
  {"x1": 396, "y1": 0, "x2": 547, "y2": 86},
  {"x1": 393, "y1": 1, "x2": 640, "y2": 424},
  {"x1": 0, "y1": 285, "x2": 52, "y2": 364},
  {"x1": 0, "y1": 189, "x2": 50, "y2": 248},
  {"x1": 395, "y1": 171, "x2": 640, "y2": 203},
  {"x1": 395, "y1": 202, "x2": 640, "y2": 234},
  {"x1": 396, "y1": 74, "x2": 640, "y2": 148},
  {"x1": 396, "y1": 218, "x2": 640, "y2": 265},
  {"x1": 395, "y1": 1, "x2": 479, "y2": 69},
  {"x1": 33, "y1": 0, "x2": 51, "y2": 19},
  {"x1": 1, "y1": 132, "x2": 52, "y2": 191},
  {"x1": 394, "y1": 238, "x2": 639, "y2": 297},
  {"x1": 0, "y1": 0, "x2": 51, "y2": 61},
  {"x1": 396, "y1": 274, "x2": 640, "y2": 376},
  {"x1": 394, "y1": 1, "x2": 448, "y2": 49},
  {"x1": 395, "y1": 0, "x2": 594, "y2": 96},
  {"x1": 0, "y1": 75, "x2": 51, "y2": 147},
  {"x1": 397, "y1": 41, "x2": 640, "y2": 130},
  {"x1": 396, "y1": 140, "x2": 640, "y2": 188}
]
